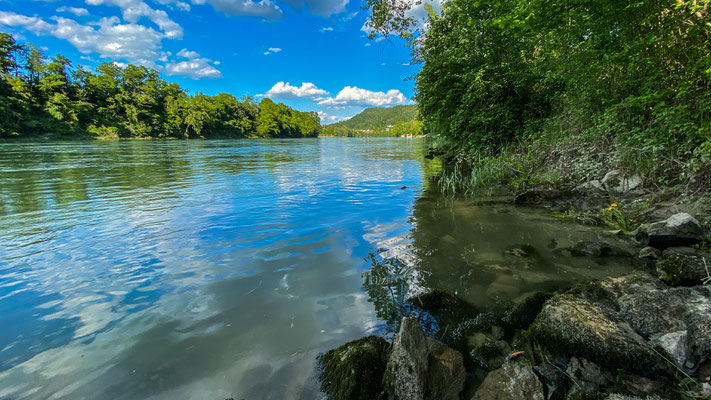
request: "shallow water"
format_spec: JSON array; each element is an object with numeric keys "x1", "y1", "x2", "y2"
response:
[{"x1": 0, "y1": 138, "x2": 635, "y2": 399}]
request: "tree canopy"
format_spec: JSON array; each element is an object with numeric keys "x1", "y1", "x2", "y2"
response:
[
  {"x1": 0, "y1": 34, "x2": 321, "y2": 139},
  {"x1": 366, "y1": 0, "x2": 711, "y2": 186}
]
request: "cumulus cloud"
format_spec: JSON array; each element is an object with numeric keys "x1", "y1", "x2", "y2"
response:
[
  {"x1": 191, "y1": 0, "x2": 283, "y2": 19},
  {"x1": 168, "y1": 48, "x2": 222, "y2": 78},
  {"x1": 319, "y1": 26, "x2": 333, "y2": 32},
  {"x1": 318, "y1": 111, "x2": 351, "y2": 124},
  {"x1": 263, "y1": 47, "x2": 281, "y2": 55},
  {"x1": 0, "y1": 12, "x2": 167, "y2": 66},
  {"x1": 177, "y1": 48, "x2": 200, "y2": 58},
  {"x1": 263, "y1": 82, "x2": 328, "y2": 100},
  {"x1": 0, "y1": 12, "x2": 53, "y2": 32},
  {"x1": 165, "y1": 58, "x2": 222, "y2": 78},
  {"x1": 0, "y1": 10, "x2": 222, "y2": 79},
  {"x1": 56, "y1": 6, "x2": 90, "y2": 16},
  {"x1": 318, "y1": 86, "x2": 407, "y2": 108},
  {"x1": 85, "y1": 0, "x2": 183, "y2": 38}
]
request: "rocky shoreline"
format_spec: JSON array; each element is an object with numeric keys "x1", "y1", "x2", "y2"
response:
[{"x1": 318, "y1": 176, "x2": 711, "y2": 400}]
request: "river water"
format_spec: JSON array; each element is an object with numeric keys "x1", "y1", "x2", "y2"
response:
[{"x1": 0, "y1": 138, "x2": 635, "y2": 399}]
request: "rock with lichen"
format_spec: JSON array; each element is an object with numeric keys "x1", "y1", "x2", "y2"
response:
[
  {"x1": 471, "y1": 359, "x2": 545, "y2": 400},
  {"x1": 656, "y1": 247, "x2": 711, "y2": 286},
  {"x1": 637, "y1": 213, "x2": 704, "y2": 249},
  {"x1": 529, "y1": 293, "x2": 662, "y2": 374},
  {"x1": 531, "y1": 273, "x2": 711, "y2": 377},
  {"x1": 384, "y1": 317, "x2": 466, "y2": 400}
]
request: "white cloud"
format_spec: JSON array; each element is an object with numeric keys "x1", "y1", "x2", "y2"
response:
[
  {"x1": 191, "y1": 0, "x2": 283, "y2": 19},
  {"x1": 262, "y1": 81, "x2": 328, "y2": 100},
  {"x1": 0, "y1": 12, "x2": 53, "y2": 32},
  {"x1": 263, "y1": 47, "x2": 281, "y2": 55},
  {"x1": 318, "y1": 111, "x2": 351, "y2": 124},
  {"x1": 177, "y1": 48, "x2": 200, "y2": 58},
  {"x1": 154, "y1": 0, "x2": 191, "y2": 11},
  {"x1": 165, "y1": 58, "x2": 222, "y2": 79},
  {"x1": 0, "y1": 11, "x2": 222, "y2": 79},
  {"x1": 319, "y1": 26, "x2": 333, "y2": 32},
  {"x1": 56, "y1": 6, "x2": 90, "y2": 16},
  {"x1": 318, "y1": 86, "x2": 408, "y2": 108},
  {"x1": 85, "y1": 0, "x2": 183, "y2": 38},
  {"x1": 169, "y1": 47, "x2": 222, "y2": 78}
]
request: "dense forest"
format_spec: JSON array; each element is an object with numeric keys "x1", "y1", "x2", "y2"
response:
[
  {"x1": 323, "y1": 105, "x2": 422, "y2": 137},
  {"x1": 0, "y1": 33, "x2": 321, "y2": 139},
  {"x1": 366, "y1": 0, "x2": 711, "y2": 191}
]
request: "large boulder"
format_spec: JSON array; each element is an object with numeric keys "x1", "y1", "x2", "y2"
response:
[
  {"x1": 318, "y1": 335, "x2": 391, "y2": 400},
  {"x1": 656, "y1": 247, "x2": 711, "y2": 286},
  {"x1": 471, "y1": 359, "x2": 545, "y2": 400},
  {"x1": 532, "y1": 273, "x2": 711, "y2": 375},
  {"x1": 384, "y1": 317, "x2": 466, "y2": 400},
  {"x1": 637, "y1": 213, "x2": 704, "y2": 249},
  {"x1": 601, "y1": 170, "x2": 643, "y2": 196},
  {"x1": 529, "y1": 294, "x2": 661, "y2": 374}
]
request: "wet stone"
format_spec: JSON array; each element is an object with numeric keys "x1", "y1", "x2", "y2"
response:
[{"x1": 471, "y1": 359, "x2": 545, "y2": 400}]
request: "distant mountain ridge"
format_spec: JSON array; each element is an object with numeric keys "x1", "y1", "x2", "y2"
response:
[{"x1": 323, "y1": 105, "x2": 421, "y2": 137}]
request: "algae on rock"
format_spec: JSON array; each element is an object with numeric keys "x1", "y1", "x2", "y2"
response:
[{"x1": 318, "y1": 335, "x2": 391, "y2": 400}]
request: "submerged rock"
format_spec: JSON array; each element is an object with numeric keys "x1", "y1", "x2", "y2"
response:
[
  {"x1": 384, "y1": 317, "x2": 465, "y2": 400},
  {"x1": 471, "y1": 359, "x2": 545, "y2": 400},
  {"x1": 568, "y1": 241, "x2": 632, "y2": 258},
  {"x1": 318, "y1": 335, "x2": 391, "y2": 400},
  {"x1": 637, "y1": 213, "x2": 704, "y2": 249},
  {"x1": 407, "y1": 289, "x2": 476, "y2": 319},
  {"x1": 504, "y1": 244, "x2": 538, "y2": 259},
  {"x1": 656, "y1": 247, "x2": 711, "y2": 286}
]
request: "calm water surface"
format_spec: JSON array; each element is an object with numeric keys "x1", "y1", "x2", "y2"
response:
[{"x1": 0, "y1": 139, "x2": 635, "y2": 399}]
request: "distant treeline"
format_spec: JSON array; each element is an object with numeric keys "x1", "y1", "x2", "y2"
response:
[
  {"x1": 0, "y1": 33, "x2": 321, "y2": 139},
  {"x1": 323, "y1": 104, "x2": 423, "y2": 137}
]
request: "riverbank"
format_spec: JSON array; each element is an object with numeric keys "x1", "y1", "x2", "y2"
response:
[{"x1": 318, "y1": 174, "x2": 711, "y2": 399}]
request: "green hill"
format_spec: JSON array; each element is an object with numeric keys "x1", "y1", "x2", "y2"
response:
[{"x1": 323, "y1": 105, "x2": 422, "y2": 137}]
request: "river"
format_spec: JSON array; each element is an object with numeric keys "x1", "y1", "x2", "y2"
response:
[{"x1": 0, "y1": 138, "x2": 635, "y2": 399}]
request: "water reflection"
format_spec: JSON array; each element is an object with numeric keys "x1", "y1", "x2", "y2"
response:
[
  {"x1": 0, "y1": 139, "x2": 434, "y2": 399},
  {"x1": 0, "y1": 138, "x2": 635, "y2": 399}
]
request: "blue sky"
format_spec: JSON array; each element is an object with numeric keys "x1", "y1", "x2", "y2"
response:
[{"x1": 0, "y1": 0, "x2": 430, "y2": 123}]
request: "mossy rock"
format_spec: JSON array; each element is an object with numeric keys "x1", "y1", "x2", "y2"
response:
[
  {"x1": 318, "y1": 335, "x2": 391, "y2": 400},
  {"x1": 529, "y1": 294, "x2": 662, "y2": 375},
  {"x1": 502, "y1": 292, "x2": 553, "y2": 330},
  {"x1": 656, "y1": 248, "x2": 711, "y2": 286}
]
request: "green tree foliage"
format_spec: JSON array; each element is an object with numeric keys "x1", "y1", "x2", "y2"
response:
[
  {"x1": 367, "y1": 0, "x2": 711, "y2": 186},
  {"x1": 323, "y1": 104, "x2": 422, "y2": 137},
  {"x1": 0, "y1": 33, "x2": 320, "y2": 139}
]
